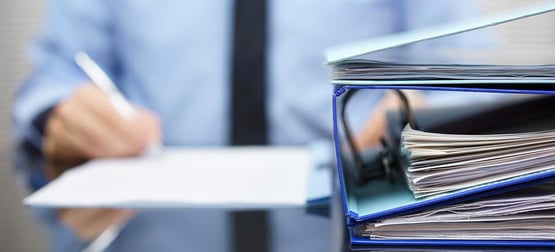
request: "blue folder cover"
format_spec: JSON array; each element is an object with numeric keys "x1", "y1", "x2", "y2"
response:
[{"x1": 328, "y1": 1, "x2": 555, "y2": 249}]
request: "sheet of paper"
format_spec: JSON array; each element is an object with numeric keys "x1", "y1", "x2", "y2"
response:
[{"x1": 25, "y1": 147, "x2": 313, "y2": 209}]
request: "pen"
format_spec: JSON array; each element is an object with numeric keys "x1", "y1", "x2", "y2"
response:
[
  {"x1": 74, "y1": 51, "x2": 158, "y2": 252},
  {"x1": 74, "y1": 51, "x2": 137, "y2": 120}
]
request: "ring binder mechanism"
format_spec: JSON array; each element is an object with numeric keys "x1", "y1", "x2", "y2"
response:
[
  {"x1": 339, "y1": 89, "x2": 415, "y2": 186},
  {"x1": 328, "y1": 1, "x2": 555, "y2": 250}
]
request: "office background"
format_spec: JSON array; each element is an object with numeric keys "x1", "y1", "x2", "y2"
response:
[{"x1": 0, "y1": 0, "x2": 553, "y2": 251}]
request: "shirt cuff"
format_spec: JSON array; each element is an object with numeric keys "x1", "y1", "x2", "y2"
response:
[{"x1": 22, "y1": 106, "x2": 56, "y2": 191}]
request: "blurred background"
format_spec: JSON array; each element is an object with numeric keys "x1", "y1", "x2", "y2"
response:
[{"x1": 0, "y1": 0, "x2": 553, "y2": 251}]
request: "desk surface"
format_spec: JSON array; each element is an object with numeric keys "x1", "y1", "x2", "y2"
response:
[{"x1": 16, "y1": 142, "x2": 346, "y2": 252}]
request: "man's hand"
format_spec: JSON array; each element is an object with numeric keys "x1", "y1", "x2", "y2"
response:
[{"x1": 43, "y1": 83, "x2": 161, "y2": 161}]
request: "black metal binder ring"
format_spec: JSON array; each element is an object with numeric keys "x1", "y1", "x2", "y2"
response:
[{"x1": 340, "y1": 88, "x2": 417, "y2": 185}]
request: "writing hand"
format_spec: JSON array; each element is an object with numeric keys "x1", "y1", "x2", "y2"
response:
[{"x1": 43, "y1": 83, "x2": 161, "y2": 161}]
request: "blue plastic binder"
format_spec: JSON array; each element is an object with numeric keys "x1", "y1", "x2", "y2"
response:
[{"x1": 328, "y1": 1, "x2": 555, "y2": 249}]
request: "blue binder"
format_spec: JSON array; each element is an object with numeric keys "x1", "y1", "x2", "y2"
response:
[{"x1": 328, "y1": 2, "x2": 555, "y2": 249}]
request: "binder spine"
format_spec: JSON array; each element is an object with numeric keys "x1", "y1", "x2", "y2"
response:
[{"x1": 332, "y1": 89, "x2": 350, "y2": 216}]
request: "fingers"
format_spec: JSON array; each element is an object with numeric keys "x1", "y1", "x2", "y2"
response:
[
  {"x1": 74, "y1": 86, "x2": 148, "y2": 153},
  {"x1": 58, "y1": 208, "x2": 135, "y2": 241},
  {"x1": 43, "y1": 83, "x2": 163, "y2": 160}
]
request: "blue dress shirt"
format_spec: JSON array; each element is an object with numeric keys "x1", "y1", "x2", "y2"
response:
[{"x1": 13, "y1": 0, "x2": 489, "y2": 251}]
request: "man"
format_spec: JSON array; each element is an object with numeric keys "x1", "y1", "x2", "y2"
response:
[{"x1": 13, "y1": 0, "x2": 487, "y2": 251}]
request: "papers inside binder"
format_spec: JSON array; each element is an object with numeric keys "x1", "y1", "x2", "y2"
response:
[
  {"x1": 402, "y1": 125, "x2": 555, "y2": 198},
  {"x1": 354, "y1": 182, "x2": 555, "y2": 240}
]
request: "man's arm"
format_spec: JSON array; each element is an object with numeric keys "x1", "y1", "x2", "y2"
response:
[
  {"x1": 12, "y1": 0, "x2": 161, "y2": 243},
  {"x1": 13, "y1": 0, "x2": 117, "y2": 158}
]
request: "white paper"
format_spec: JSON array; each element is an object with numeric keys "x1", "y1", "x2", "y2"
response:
[{"x1": 25, "y1": 147, "x2": 313, "y2": 209}]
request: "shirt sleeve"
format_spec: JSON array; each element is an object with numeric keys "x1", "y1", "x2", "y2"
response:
[{"x1": 12, "y1": 0, "x2": 116, "y2": 190}]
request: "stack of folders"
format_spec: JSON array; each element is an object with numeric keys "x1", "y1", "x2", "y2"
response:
[{"x1": 327, "y1": 1, "x2": 555, "y2": 250}]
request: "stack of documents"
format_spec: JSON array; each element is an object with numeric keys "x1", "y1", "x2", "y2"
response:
[
  {"x1": 401, "y1": 125, "x2": 555, "y2": 198},
  {"x1": 354, "y1": 183, "x2": 555, "y2": 240},
  {"x1": 331, "y1": 60, "x2": 555, "y2": 82}
]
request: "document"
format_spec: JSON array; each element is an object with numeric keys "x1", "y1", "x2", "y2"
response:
[
  {"x1": 402, "y1": 125, "x2": 555, "y2": 198},
  {"x1": 355, "y1": 183, "x2": 555, "y2": 240},
  {"x1": 25, "y1": 147, "x2": 313, "y2": 208},
  {"x1": 331, "y1": 60, "x2": 555, "y2": 82}
]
